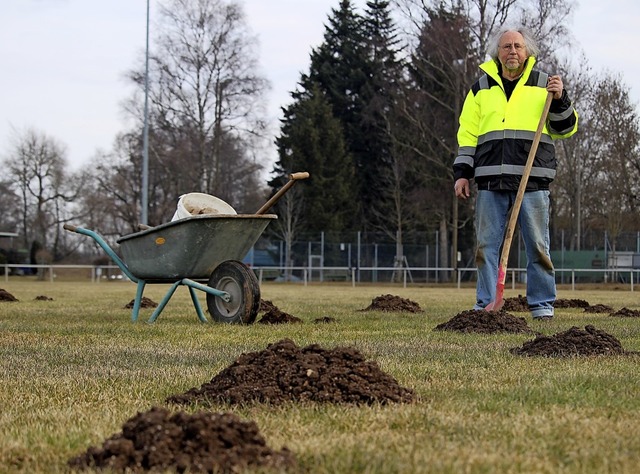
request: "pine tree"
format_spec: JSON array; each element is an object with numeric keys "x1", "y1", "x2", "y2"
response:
[{"x1": 272, "y1": 82, "x2": 355, "y2": 235}]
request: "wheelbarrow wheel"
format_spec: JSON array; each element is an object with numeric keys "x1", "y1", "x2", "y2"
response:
[{"x1": 206, "y1": 260, "x2": 260, "y2": 324}]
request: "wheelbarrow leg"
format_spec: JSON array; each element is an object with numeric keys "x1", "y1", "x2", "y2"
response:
[
  {"x1": 147, "y1": 281, "x2": 181, "y2": 323},
  {"x1": 187, "y1": 286, "x2": 209, "y2": 323},
  {"x1": 131, "y1": 280, "x2": 147, "y2": 322}
]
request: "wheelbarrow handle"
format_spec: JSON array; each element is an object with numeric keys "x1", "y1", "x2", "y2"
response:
[
  {"x1": 63, "y1": 224, "x2": 78, "y2": 233},
  {"x1": 256, "y1": 172, "x2": 310, "y2": 215}
]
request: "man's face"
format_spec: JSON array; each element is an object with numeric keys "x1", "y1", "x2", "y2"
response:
[{"x1": 498, "y1": 31, "x2": 528, "y2": 72}]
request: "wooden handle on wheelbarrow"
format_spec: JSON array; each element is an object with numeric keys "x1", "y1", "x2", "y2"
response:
[{"x1": 256, "y1": 172, "x2": 310, "y2": 215}]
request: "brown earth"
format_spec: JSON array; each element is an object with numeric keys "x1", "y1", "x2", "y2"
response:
[
  {"x1": 67, "y1": 406, "x2": 296, "y2": 473},
  {"x1": 510, "y1": 325, "x2": 631, "y2": 357},
  {"x1": 259, "y1": 299, "x2": 278, "y2": 313},
  {"x1": 554, "y1": 298, "x2": 590, "y2": 308},
  {"x1": 166, "y1": 338, "x2": 415, "y2": 406},
  {"x1": 124, "y1": 296, "x2": 158, "y2": 309},
  {"x1": 503, "y1": 295, "x2": 592, "y2": 312},
  {"x1": 258, "y1": 308, "x2": 303, "y2": 324},
  {"x1": 434, "y1": 309, "x2": 533, "y2": 334},
  {"x1": 610, "y1": 307, "x2": 640, "y2": 318},
  {"x1": 0, "y1": 289, "x2": 18, "y2": 302},
  {"x1": 583, "y1": 304, "x2": 614, "y2": 313},
  {"x1": 34, "y1": 295, "x2": 54, "y2": 301},
  {"x1": 314, "y1": 316, "x2": 337, "y2": 323},
  {"x1": 359, "y1": 294, "x2": 424, "y2": 313}
]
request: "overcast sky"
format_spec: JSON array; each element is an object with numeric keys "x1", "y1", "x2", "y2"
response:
[{"x1": 1, "y1": 0, "x2": 638, "y2": 171}]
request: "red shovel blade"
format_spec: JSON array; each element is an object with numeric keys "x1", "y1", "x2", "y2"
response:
[
  {"x1": 485, "y1": 267, "x2": 506, "y2": 312},
  {"x1": 484, "y1": 283, "x2": 504, "y2": 312}
]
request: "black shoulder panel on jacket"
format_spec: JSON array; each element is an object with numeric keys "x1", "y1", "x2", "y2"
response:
[
  {"x1": 525, "y1": 70, "x2": 549, "y2": 88},
  {"x1": 471, "y1": 74, "x2": 500, "y2": 96}
]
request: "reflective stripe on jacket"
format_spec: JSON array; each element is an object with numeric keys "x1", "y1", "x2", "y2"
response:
[{"x1": 454, "y1": 57, "x2": 578, "y2": 191}]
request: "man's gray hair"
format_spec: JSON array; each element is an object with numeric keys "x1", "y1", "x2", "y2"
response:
[{"x1": 487, "y1": 25, "x2": 540, "y2": 60}]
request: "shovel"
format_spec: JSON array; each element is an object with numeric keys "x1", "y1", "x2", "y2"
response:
[
  {"x1": 256, "y1": 172, "x2": 309, "y2": 214},
  {"x1": 485, "y1": 92, "x2": 553, "y2": 312}
]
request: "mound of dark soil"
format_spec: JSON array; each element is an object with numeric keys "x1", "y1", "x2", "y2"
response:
[
  {"x1": 166, "y1": 338, "x2": 415, "y2": 406},
  {"x1": 510, "y1": 325, "x2": 627, "y2": 357},
  {"x1": 610, "y1": 307, "x2": 640, "y2": 318},
  {"x1": 0, "y1": 289, "x2": 18, "y2": 302},
  {"x1": 503, "y1": 295, "x2": 528, "y2": 312},
  {"x1": 501, "y1": 296, "x2": 592, "y2": 312},
  {"x1": 434, "y1": 309, "x2": 533, "y2": 334},
  {"x1": 258, "y1": 308, "x2": 303, "y2": 324},
  {"x1": 554, "y1": 298, "x2": 590, "y2": 308},
  {"x1": 124, "y1": 297, "x2": 158, "y2": 309},
  {"x1": 68, "y1": 406, "x2": 296, "y2": 473},
  {"x1": 34, "y1": 295, "x2": 53, "y2": 301},
  {"x1": 314, "y1": 316, "x2": 337, "y2": 323},
  {"x1": 359, "y1": 294, "x2": 424, "y2": 313},
  {"x1": 259, "y1": 299, "x2": 278, "y2": 313},
  {"x1": 583, "y1": 304, "x2": 614, "y2": 313}
]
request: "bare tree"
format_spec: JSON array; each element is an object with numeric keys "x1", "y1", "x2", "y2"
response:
[
  {"x1": 127, "y1": 0, "x2": 270, "y2": 200},
  {"x1": 4, "y1": 128, "x2": 80, "y2": 274}
]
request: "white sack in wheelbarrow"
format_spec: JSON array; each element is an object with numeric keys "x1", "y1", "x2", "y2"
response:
[{"x1": 171, "y1": 192, "x2": 237, "y2": 221}]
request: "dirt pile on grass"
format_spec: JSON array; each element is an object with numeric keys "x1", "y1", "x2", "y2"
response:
[
  {"x1": 124, "y1": 297, "x2": 158, "y2": 309},
  {"x1": 503, "y1": 295, "x2": 528, "y2": 312},
  {"x1": 68, "y1": 406, "x2": 296, "y2": 473},
  {"x1": 502, "y1": 296, "x2": 593, "y2": 312},
  {"x1": 0, "y1": 289, "x2": 18, "y2": 302},
  {"x1": 434, "y1": 309, "x2": 533, "y2": 334},
  {"x1": 166, "y1": 338, "x2": 415, "y2": 406},
  {"x1": 259, "y1": 299, "x2": 278, "y2": 313},
  {"x1": 583, "y1": 304, "x2": 614, "y2": 313},
  {"x1": 510, "y1": 325, "x2": 628, "y2": 357},
  {"x1": 34, "y1": 295, "x2": 53, "y2": 301},
  {"x1": 610, "y1": 307, "x2": 640, "y2": 318},
  {"x1": 258, "y1": 308, "x2": 303, "y2": 324},
  {"x1": 314, "y1": 316, "x2": 336, "y2": 323},
  {"x1": 359, "y1": 294, "x2": 424, "y2": 313},
  {"x1": 554, "y1": 298, "x2": 590, "y2": 308}
]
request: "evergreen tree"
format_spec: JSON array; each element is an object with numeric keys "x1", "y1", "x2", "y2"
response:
[
  {"x1": 272, "y1": 82, "x2": 355, "y2": 235},
  {"x1": 306, "y1": 0, "x2": 368, "y2": 231},
  {"x1": 358, "y1": 0, "x2": 407, "y2": 234}
]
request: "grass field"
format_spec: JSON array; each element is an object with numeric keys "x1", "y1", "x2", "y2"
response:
[{"x1": 1, "y1": 279, "x2": 640, "y2": 473}]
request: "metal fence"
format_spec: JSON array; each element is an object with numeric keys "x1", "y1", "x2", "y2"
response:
[{"x1": 5, "y1": 263, "x2": 640, "y2": 292}]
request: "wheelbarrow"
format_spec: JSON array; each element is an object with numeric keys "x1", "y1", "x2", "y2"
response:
[{"x1": 64, "y1": 172, "x2": 308, "y2": 324}]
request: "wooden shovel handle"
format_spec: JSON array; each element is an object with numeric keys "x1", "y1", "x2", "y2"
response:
[
  {"x1": 496, "y1": 92, "x2": 554, "y2": 280},
  {"x1": 256, "y1": 172, "x2": 310, "y2": 215}
]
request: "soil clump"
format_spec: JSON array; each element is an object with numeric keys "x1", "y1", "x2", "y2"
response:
[
  {"x1": 502, "y1": 295, "x2": 528, "y2": 312},
  {"x1": 359, "y1": 294, "x2": 424, "y2": 313},
  {"x1": 434, "y1": 309, "x2": 533, "y2": 334},
  {"x1": 259, "y1": 299, "x2": 278, "y2": 313},
  {"x1": 554, "y1": 298, "x2": 590, "y2": 308},
  {"x1": 124, "y1": 297, "x2": 158, "y2": 309},
  {"x1": 583, "y1": 304, "x2": 614, "y2": 313},
  {"x1": 258, "y1": 308, "x2": 303, "y2": 324},
  {"x1": 503, "y1": 296, "x2": 592, "y2": 312},
  {"x1": 166, "y1": 338, "x2": 415, "y2": 406},
  {"x1": 314, "y1": 316, "x2": 337, "y2": 323},
  {"x1": 610, "y1": 307, "x2": 640, "y2": 318},
  {"x1": 68, "y1": 406, "x2": 296, "y2": 473},
  {"x1": 510, "y1": 325, "x2": 628, "y2": 357},
  {"x1": 0, "y1": 289, "x2": 18, "y2": 302},
  {"x1": 34, "y1": 295, "x2": 53, "y2": 301}
]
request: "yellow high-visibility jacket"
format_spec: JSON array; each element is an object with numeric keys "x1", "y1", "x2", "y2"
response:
[{"x1": 454, "y1": 57, "x2": 578, "y2": 191}]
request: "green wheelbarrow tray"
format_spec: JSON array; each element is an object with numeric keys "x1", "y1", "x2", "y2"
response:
[
  {"x1": 64, "y1": 214, "x2": 277, "y2": 324},
  {"x1": 117, "y1": 214, "x2": 275, "y2": 281}
]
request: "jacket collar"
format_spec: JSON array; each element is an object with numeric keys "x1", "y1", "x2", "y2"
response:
[{"x1": 480, "y1": 56, "x2": 537, "y2": 85}]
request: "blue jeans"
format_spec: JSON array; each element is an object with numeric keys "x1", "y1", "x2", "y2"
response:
[{"x1": 473, "y1": 190, "x2": 555, "y2": 317}]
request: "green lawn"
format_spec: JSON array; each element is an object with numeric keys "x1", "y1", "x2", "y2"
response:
[{"x1": 1, "y1": 280, "x2": 639, "y2": 473}]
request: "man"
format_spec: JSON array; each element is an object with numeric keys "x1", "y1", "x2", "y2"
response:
[{"x1": 453, "y1": 26, "x2": 578, "y2": 319}]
